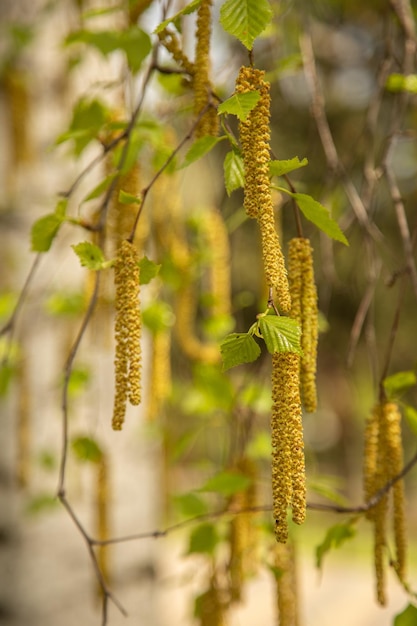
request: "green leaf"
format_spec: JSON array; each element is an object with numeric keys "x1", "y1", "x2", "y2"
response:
[
  {"x1": 220, "y1": 333, "x2": 261, "y2": 370},
  {"x1": 289, "y1": 192, "x2": 349, "y2": 245},
  {"x1": 173, "y1": 493, "x2": 208, "y2": 517},
  {"x1": 67, "y1": 366, "x2": 91, "y2": 397},
  {"x1": 26, "y1": 494, "x2": 59, "y2": 515},
  {"x1": 31, "y1": 213, "x2": 64, "y2": 252},
  {"x1": 187, "y1": 523, "x2": 218, "y2": 555},
  {"x1": 269, "y1": 157, "x2": 308, "y2": 177},
  {"x1": 386, "y1": 74, "x2": 417, "y2": 94},
  {"x1": 383, "y1": 371, "x2": 417, "y2": 399},
  {"x1": 224, "y1": 150, "x2": 245, "y2": 195},
  {"x1": 45, "y1": 291, "x2": 85, "y2": 317},
  {"x1": 118, "y1": 189, "x2": 141, "y2": 205},
  {"x1": 394, "y1": 604, "x2": 417, "y2": 626},
  {"x1": 0, "y1": 361, "x2": 15, "y2": 397},
  {"x1": 217, "y1": 91, "x2": 261, "y2": 121},
  {"x1": 154, "y1": 0, "x2": 202, "y2": 34},
  {"x1": 119, "y1": 27, "x2": 152, "y2": 74},
  {"x1": 55, "y1": 98, "x2": 107, "y2": 155},
  {"x1": 142, "y1": 301, "x2": 174, "y2": 333},
  {"x1": 199, "y1": 470, "x2": 252, "y2": 497},
  {"x1": 72, "y1": 241, "x2": 106, "y2": 270},
  {"x1": 71, "y1": 436, "x2": 103, "y2": 463},
  {"x1": 220, "y1": 0, "x2": 273, "y2": 50},
  {"x1": 83, "y1": 174, "x2": 117, "y2": 202},
  {"x1": 138, "y1": 256, "x2": 161, "y2": 285},
  {"x1": 179, "y1": 136, "x2": 225, "y2": 169},
  {"x1": 403, "y1": 405, "x2": 417, "y2": 437},
  {"x1": 316, "y1": 520, "x2": 357, "y2": 570},
  {"x1": 258, "y1": 315, "x2": 301, "y2": 355}
]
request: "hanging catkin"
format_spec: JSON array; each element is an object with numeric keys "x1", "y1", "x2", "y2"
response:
[
  {"x1": 363, "y1": 401, "x2": 407, "y2": 605},
  {"x1": 158, "y1": 28, "x2": 195, "y2": 79},
  {"x1": 271, "y1": 353, "x2": 306, "y2": 543},
  {"x1": 274, "y1": 540, "x2": 300, "y2": 626},
  {"x1": 112, "y1": 240, "x2": 142, "y2": 430},
  {"x1": 147, "y1": 328, "x2": 172, "y2": 421},
  {"x1": 196, "y1": 575, "x2": 226, "y2": 626},
  {"x1": 288, "y1": 238, "x2": 318, "y2": 413},
  {"x1": 193, "y1": 0, "x2": 218, "y2": 137},
  {"x1": 96, "y1": 454, "x2": 110, "y2": 588},
  {"x1": 236, "y1": 66, "x2": 290, "y2": 313},
  {"x1": 203, "y1": 208, "x2": 232, "y2": 319}
]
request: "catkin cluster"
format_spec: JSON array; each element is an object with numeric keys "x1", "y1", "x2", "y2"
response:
[
  {"x1": 147, "y1": 328, "x2": 172, "y2": 421},
  {"x1": 288, "y1": 238, "x2": 318, "y2": 413},
  {"x1": 193, "y1": 0, "x2": 218, "y2": 138},
  {"x1": 112, "y1": 240, "x2": 142, "y2": 430},
  {"x1": 363, "y1": 401, "x2": 406, "y2": 605},
  {"x1": 236, "y1": 66, "x2": 290, "y2": 313},
  {"x1": 271, "y1": 352, "x2": 306, "y2": 543},
  {"x1": 96, "y1": 454, "x2": 110, "y2": 589},
  {"x1": 158, "y1": 28, "x2": 195, "y2": 78},
  {"x1": 274, "y1": 540, "x2": 300, "y2": 626},
  {"x1": 202, "y1": 208, "x2": 232, "y2": 319}
]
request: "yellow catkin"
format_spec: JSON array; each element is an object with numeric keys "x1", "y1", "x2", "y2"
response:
[
  {"x1": 197, "y1": 576, "x2": 226, "y2": 626},
  {"x1": 96, "y1": 455, "x2": 110, "y2": 588},
  {"x1": 288, "y1": 238, "x2": 318, "y2": 413},
  {"x1": 3, "y1": 67, "x2": 32, "y2": 168},
  {"x1": 364, "y1": 402, "x2": 407, "y2": 605},
  {"x1": 274, "y1": 540, "x2": 300, "y2": 626},
  {"x1": 203, "y1": 208, "x2": 232, "y2": 318},
  {"x1": 228, "y1": 458, "x2": 258, "y2": 602},
  {"x1": 193, "y1": 0, "x2": 218, "y2": 138},
  {"x1": 236, "y1": 66, "x2": 290, "y2": 312},
  {"x1": 271, "y1": 352, "x2": 306, "y2": 542},
  {"x1": 112, "y1": 240, "x2": 142, "y2": 430},
  {"x1": 147, "y1": 328, "x2": 172, "y2": 421},
  {"x1": 158, "y1": 28, "x2": 195, "y2": 78}
]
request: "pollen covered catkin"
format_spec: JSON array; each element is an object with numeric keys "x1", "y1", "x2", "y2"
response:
[
  {"x1": 96, "y1": 454, "x2": 110, "y2": 588},
  {"x1": 274, "y1": 540, "x2": 300, "y2": 626},
  {"x1": 363, "y1": 401, "x2": 407, "y2": 605},
  {"x1": 193, "y1": 0, "x2": 218, "y2": 138},
  {"x1": 203, "y1": 208, "x2": 232, "y2": 318},
  {"x1": 288, "y1": 238, "x2": 318, "y2": 413},
  {"x1": 112, "y1": 240, "x2": 142, "y2": 430},
  {"x1": 271, "y1": 352, "x2": 306, "y2": 543},
  {"x1": 236, "y1": 66, "x2": 290, "y2": 312}
]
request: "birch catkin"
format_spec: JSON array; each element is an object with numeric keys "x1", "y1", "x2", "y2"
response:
[
  {"x1": 288, "y1": 238, "x2": 318, "y2": 413},
  {"x1": 271, "y1": 352, "x2": 306, "y2": 543},
  {"x1": 193, "y1": 0, "x2": 218, "y2": 137},
  {"x1": 236, "y1": 66, "x2": 290, "y2": 312},
  {"x1": 112, "y1": 240, "x2": 142, "y2": 430}
]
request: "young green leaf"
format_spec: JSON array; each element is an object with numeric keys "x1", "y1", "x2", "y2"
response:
[
  {"x1": 83, "y1": 173, "x2": 117, "y2": 202},
  {"x1": 220, "y1": 0, "x2": 273, "y2": 50},
  {"x1": 383, "y1": 371, "x2": 417, "y2": 399},
  {"x1": 217, "y1": 91, "x2": 261, "y2": 121},
  {"x1": 258, "y1": 315, "x2": 301, "y2": 355},
  {"x1": 223, "y1": 149, "x2": 245, "y2": 195},
  {"x1": 119, "y1": 189, "x2": 141, "y2": 205},
  {"x1": 67, "y1": 366, "x2": 91, "y2": 397},
  {"x1": 119, "y1": 27, "x2": 152, "y2": 74},
  {"x1": 26, "y1": 494, "x2": 59, "y2": 515},
  {"x1": 142, "y1": 301, "x2": 174, "y2": 333},
  {"x1": 71, "y1": 436, "x2": 103, "y2": 463},
  {"x1": 394, "y1": 604, "x2": 417, "y2": 626},
  {"x1": 45, "y1": 291, "x2": 85, "y2": 317},
  {"x1": 199, "y1": 470, "x2": 252, "y2": 496},
  {"x1": 31, "y1": 213, "x2": 64, "y2": 252},
  {"x1": 154, "y1": 0, "x2": 202, "y2": 34},
  {"x1": 316, "y1": 519, "x2": 357, "y2": 569},
  {"x1": 269, "y1": 157, "x2": 308, "y2": 177},
  {"x1": 72, "y1": 241, "x2": 106, "y2": 270},
  {"x1": 179, "y1": 136, "x2": 225, "y2": 169},
  {"x1": 55, "y1": 98, "x2": 107, "y2": 155},
  {"x1": 173, "y1": 493, "x2": 209, "y2": 517},
  {"x1": 220, "y1": 333, "x2": 261, "y2": 370},
  {"x1": 138, "y1": 256, "x2": 161, "y2": 285},
  {"x1": 187, "y1": 523, "x2": 218, "y2": 556},
  {"x1": 288, "y1": 192, "x2": 349, "y2": 246}
]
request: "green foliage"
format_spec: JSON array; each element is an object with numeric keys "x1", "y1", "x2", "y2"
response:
[
  {"x1": 386, "y1": 74, "x2": 417, "y2": 94},
  {"x1": 223, "y1": 149, "x2": 245, "y2": 195},
  {"x1": 220, "y1": 333, "x2": 261, "y2": 370},
  {"x1": 174, "y1": 493, "x2": 209, "y2": 517},
  {"x1": 316, "y1": 519, "x2": 357, "y2": 569},
  {"x1": 26, "y1": 494, "x2": 59, "y2": 515},
  {"x1": 31, "y1": 201, "x2": 68, "y2": 252},
  {"x1": 269, "y1": 157, "x2": 308, "y2": 177},
  {"x1": 258, "y1": 315, "x2": 302, "y2": 355},
  {"x1": 71, "y1": 436, "x2": 103, "y2": 463},
  {"x1": 72, "y1": 242, "x2": 106, "y2": 271},
  {"x1": 65, "y1": 27, "x2": 151, "y2": 74},
  {"x1": 45, "y1": 291, "x2": 85, "y2": 316},
  {"x1": 83, "y1": 174, "x2": 117, "y2": 203},
  {"x1": 187, "y1": 523, "x2": 219, "y2": 556},
  {"x1": 154, "y1": 0, "x2": 202, "y2": 34},
  {"x1": 55, "y1": 98, "x2": 107, "y2": 155},
  {"x1": 220, "y1": 0, "x2": 273, "y2": 50},
  {"x1": 180, "y1": 136, "x2": 226, "y2": 169},
  {"x1": 383, "y1": 371, "x2": 417, "y2": 399},
  {"x1": 142, "y1": 301, "x2": 174, "y2": 333},
  {"x1": 138, "y1": 256, "x2": 161, "y2": 285},
  {"x1": 393, "y1": 604, "x2": 417, "y2": 626},
  {"x1": 403, "y1": 405, "x2": 417, "y2": 437},
  {"x1": 217, "y1": 91, "x2": 261, "y2": 120},
  {"x1": 118, "y1": 189, "x2": 141, "y2": 205},
  {"x1": 67, "y1": 366, "x2": 91, "y2": 397},
  {"x1": 199, "y1": 470, "x2": 252, "y2": 497}
]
